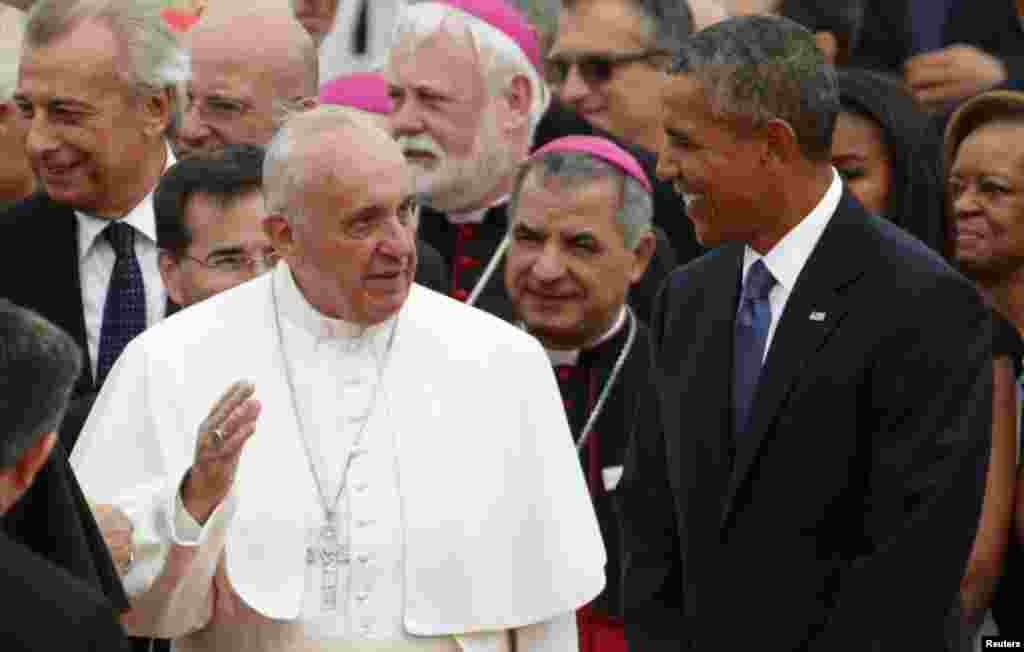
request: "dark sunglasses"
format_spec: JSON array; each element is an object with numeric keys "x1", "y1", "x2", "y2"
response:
[{"x1": 543, "y1": 50, "x2": 669, "y2": 87}]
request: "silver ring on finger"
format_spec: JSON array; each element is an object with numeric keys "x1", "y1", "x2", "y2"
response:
[
  {"x1": 210, "y1": 427, "x2": 225, "y2": 448},
  {"x1": 124, "y1": 548, "x2": 134, "y2": 575}
]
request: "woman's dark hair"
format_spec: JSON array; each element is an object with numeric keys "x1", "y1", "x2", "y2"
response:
[{"x1": 836, "y1": 67, "x2": 947, "y2": 254}]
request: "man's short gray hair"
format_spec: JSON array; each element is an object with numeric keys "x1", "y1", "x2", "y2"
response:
[
  {"x1": 509, "y1": 150, "x2": 653, "y2": 250},
  {"x1": 561, "y1": 0, "x2": 695, "y2": 53},
  {"x1": 394, "y1": 2, "x2": 550, "y2": 139},
  {"x1": 668, "y1": 14, "x2": 838, "y2": 161},
  {"x1": 24, "y1": 0, "x2": 189, "y2": 99},
  {"x1": 264, "y1": 105, "x2": 384, "y2": 224},
  {"x1": 0, "y1": 299, "x2": 82, "y2": 470}
]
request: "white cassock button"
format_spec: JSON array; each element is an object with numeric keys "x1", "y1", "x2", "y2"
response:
[
  {"x1": 360, "y1": 623, "x2": 373, "y2": 638},
  {"x1": 347, "y1": 413, "x2": 369, "y2": 425},
  {"x1": 357, "y1": 553, "x2": 371, "y2": 564},
  {"x1": 350, "y1": 447, "x2": 368, "y2": 459},
  {"x1": 356, "y1": 519, "x2": 374, "y2": 528},
  {"x1": 354, "y1": 482, "x2": 369, "y2": 493},
  {"x1": 356, "y1": 592, "x2": 369, "y2": 603}
]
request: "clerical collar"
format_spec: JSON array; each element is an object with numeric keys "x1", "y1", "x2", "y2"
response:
[
  {"x1": 445, "y1": 195, "x2": 510, "y2": 225},
  {"x1": 545, "y1": 306, "x2": 628, "y2": 366},
  {"x1": 273, "y1": 260, "x2": 398, "y2": 350}
]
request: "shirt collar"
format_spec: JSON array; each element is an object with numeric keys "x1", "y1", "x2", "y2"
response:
[
  {"x1": 544, "y1": 305, "x2": 628, "y2": 366},
  {"x1": 273, "y1": 259, "x2": 398, "y2": 351},
  {"x1": 445, "y1": 195, "x2": 510, "y2": 225},
  {"x1": 743, "y1": 168, "x2": 842, "y2": 291},
  {"x1": 77, "y1": 143, "x2": 175, "y2": 258}
]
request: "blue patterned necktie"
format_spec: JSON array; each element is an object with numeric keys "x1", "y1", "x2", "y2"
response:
[
  {"x1": 733, "y1": 259, "x2": 776, "y2": 443},
  {"x1": 96, "y1": 221, "x2": 146, "y2": 387}
]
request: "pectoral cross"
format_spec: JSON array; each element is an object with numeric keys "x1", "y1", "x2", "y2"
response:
[{"x1": 306, "y1": 519, "x2": 349, "y2": 611}]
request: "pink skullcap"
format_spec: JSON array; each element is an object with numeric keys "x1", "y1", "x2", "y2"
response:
[
  {"x1": 532, "y1": 136, "x2": 653, "y2": 193},
  {"x1": 435, "y1": 0, "x2": 542, "y2": 73},
  {"x1": 319, "y1": 72, "x2": 394, "y2": 115}
]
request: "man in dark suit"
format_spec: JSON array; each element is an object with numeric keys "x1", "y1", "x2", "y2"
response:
[
  {"x1": 504, "y1": 135, "x2": 659, "y2": 652},
  {"x1": 620, "y1": 15, "x2": 994, "y2": 651},
  {"x1": 0, "y1": 300, "x2": 129, "y2": 652},
  {"x1": 0, "y1": 3, "x2": 186, "y2": 650}
]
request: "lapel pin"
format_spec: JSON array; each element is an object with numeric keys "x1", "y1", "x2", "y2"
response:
[{"x1": 809, "y1": 311, "x2": 826, "y2": 321}]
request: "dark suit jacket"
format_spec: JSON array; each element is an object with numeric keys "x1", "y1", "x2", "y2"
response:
[
  {"x1": 850, "y1": 0, "x2": 1024, "y2": 86},
  {"x1": 0, "y1": 193, "x2": 96, "y2": 396},
  {"x1": 0, "y1": 531, "x2": 129, "y2": 652},
  {"x1": 0, "y1": 193, "x2": 130, "y2": 610},
  {"x1": 620, "y1": 192, "x2": 993, "y2": 651}
]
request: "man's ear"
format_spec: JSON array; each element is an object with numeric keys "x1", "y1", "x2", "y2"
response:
[
  {"x1": 11, "y1": 431, "x2": 57, "y2": 495},
  {"x1": 502, "y1": 74, "x2": 534, "y2": 132},
  {"x1": 628, "y1": 230, "x2": 657, "y2": 285},
  {"x1": 158, "y1": 250, "x2": 188, "y2": 307},
  {"x1": 760, "y1": 117, "x2": 802, "y2": 167},
  {"x1": 264, "y1": 214, "x2": 296, "y2": 257},
  {"x1": 137, "y1": 86, "x2": 174, "y2": 139}
]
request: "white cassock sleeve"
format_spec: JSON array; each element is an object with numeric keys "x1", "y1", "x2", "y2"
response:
[{"x1": 71, "y1": 337, "x2": 239, "y2": 639}]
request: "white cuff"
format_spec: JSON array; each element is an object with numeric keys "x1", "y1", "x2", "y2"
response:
[{"x1": 168, "y1": 472, "x2": 236, "y2": 546}]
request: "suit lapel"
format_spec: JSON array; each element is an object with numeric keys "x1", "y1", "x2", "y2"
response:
[
  {"x1": 721, "y1": 195, "x2": 868, "y2": 528},
  {"x1": 43, "y1": 200, "x2": 94, "y2": 393}
]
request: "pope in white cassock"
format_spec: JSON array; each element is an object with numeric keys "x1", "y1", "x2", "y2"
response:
[{"x1": 70, "y1": 106, "x2": 606, "y2": 652}]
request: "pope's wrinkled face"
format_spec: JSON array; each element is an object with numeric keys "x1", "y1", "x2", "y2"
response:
[
  {"x1": 14, "y1": 20, "x2": 169, "y2": 217},
  {"x1": 505, "y1": 171, "x2": 653, "y2": 349},
  {"x1": 949, "y1": 120, "x2": 1024, "y2": 282},
  {"x1": 387, "y1": 28, "x2": 513, "y2": 212},
  {"x1": 275, "y1": 135, "x2": 418, "y2": 325}
]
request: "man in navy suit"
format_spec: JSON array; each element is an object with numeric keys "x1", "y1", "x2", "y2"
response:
[{"x1": 620, "y1": 15, "x2": 993, "y2": 651}]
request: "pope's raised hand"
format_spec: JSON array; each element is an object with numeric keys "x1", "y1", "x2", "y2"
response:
[{"x1": 181, "y1": 381, "x2": 261, "y2": 525}]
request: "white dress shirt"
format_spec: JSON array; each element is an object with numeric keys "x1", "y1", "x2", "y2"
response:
[
  {"x1": 76, "y1": 146, "x2": 174, "y2": 378},
  {"x1": 741, "y1": 168, "x2": 842, "y2": 360}
]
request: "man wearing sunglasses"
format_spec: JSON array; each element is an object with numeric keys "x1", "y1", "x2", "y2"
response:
[
  {"x1": 535, "y1": 0, "x2": 706, "y2": 271},
  {"x1": 547, "y1": 0, "x2": 692, "y2": 159}
]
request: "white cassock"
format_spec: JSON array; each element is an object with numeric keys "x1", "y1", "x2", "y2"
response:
[{"x1": 71, "y1": 261, "x2": 606, "y2": 652}]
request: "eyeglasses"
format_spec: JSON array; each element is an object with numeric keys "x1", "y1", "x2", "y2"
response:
[
  {"x1": 184, "y1": 93, "x2": 254, "y2": 124},
  {"x1": 179, "y1": 250, "x2": 281, "y2": 273},
  {"x1": 543, "y1": 49, "x2": 669, "y2": 88}
]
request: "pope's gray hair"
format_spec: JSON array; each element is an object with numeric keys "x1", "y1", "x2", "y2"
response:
[
  {"x1": 264, "y1": 105, "x2": 387, "y2": 225},
  {"x1": 668, "y1": 14, "x2": 838, "y2": 161},
  {"x1": 24, "y1": 0, "x2": 189, "y2": 100},
  {"x1": 393, "y1": 2, "x2": 550, "y2": 140},
  {"x1": 509, "y1": 150, "x2": 653, "y2": 250}
]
